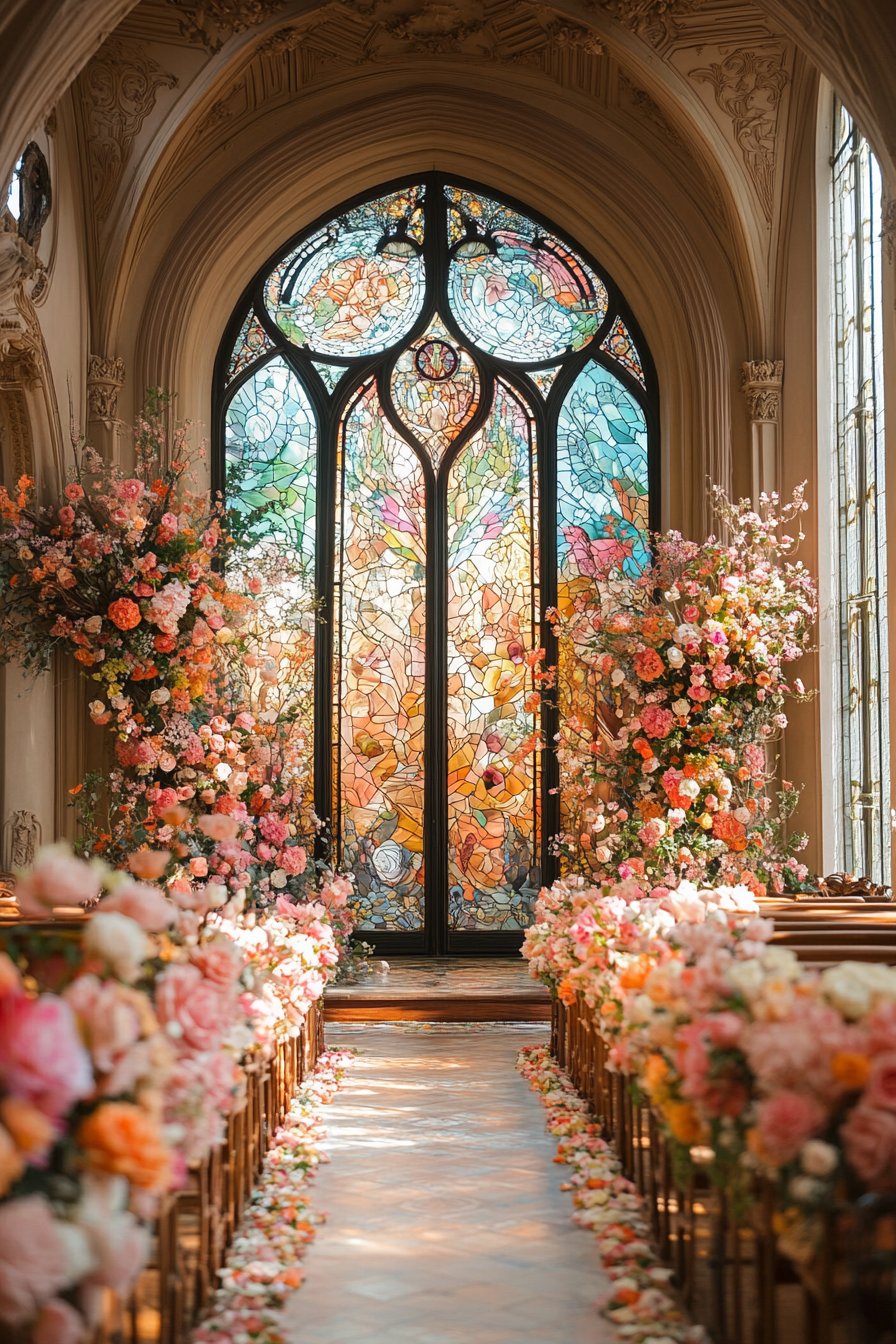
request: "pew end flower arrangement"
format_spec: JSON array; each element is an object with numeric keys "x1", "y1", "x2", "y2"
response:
[{"x1": 548, "y1": 483, "x2": 818, "y2": 897}]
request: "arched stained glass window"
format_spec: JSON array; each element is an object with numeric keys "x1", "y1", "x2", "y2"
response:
[{"x1": 216, "y1": 176, "x2": 658, "y2": 953}]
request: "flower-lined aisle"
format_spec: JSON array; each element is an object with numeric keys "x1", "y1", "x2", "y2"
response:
[
  {"x1": 518, "y1": 1045, "x2": 704, "y2": 1344},
  {"x1": 193, "y1": 1048, "x2": 353, "y2": 1344},
  {"x1": 0, "y1": 841, "x2": 347, "y2": 1343}
]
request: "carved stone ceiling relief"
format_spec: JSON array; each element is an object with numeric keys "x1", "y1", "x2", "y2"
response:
[
  {"x1": 198, "y1": 0, "x2": 614, "y2": 130},
  {"x1": 168, "y1": 0, "x2": 292, "y2": 50},
  {"x1": 79, "y1": 38, "x2": 178, "y2": 222}
]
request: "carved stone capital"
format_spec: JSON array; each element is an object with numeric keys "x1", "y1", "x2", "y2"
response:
[
  {"x1": 0, "y1": 219, "x2": 38, "y2": 362},
  {"x1": 741, "y1": 359, "x2": 783, "y2": 423},
  {"x1": 87, "y1": 353, "x2": 126, "y2": 425}
]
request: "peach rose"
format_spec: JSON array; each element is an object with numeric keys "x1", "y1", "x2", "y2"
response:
[
  {"x1": 0, "y1": 1096, "x2": 56, "y2": 1161},
  {"x1": 196, "y1": 814, "x2": 240, "y2": 841},
  {"x1": 14, "y1": 845, "x2": 101, "y2": 918},
  {"x1": 76, "y1": 1102, "x2": 170, "y2": 1192},
  {"x1": 154, "y1": 963, "x2": 227, "y2": 1054},
  {"x1": 0, "y1": 1195, "x2": 75, "y2": 1326},
  {"x1": 865, "y1": 1052, "x2": 896, "y2": 1111},
  {"x1": 108, "y1": 598, "x2": 141, "y2": 631},
  {"x1": 189, "y1": 940, "x2": 243, "y2": 991},
  {"x1": 99, "y1": 881, "x2": 175, "y2": 931},
  {"x1": 127, "y1": 850, "x2": 171, "y2": 881},
  {"x1": 756, "y1": 1090, "x2": 826, "y2": 1166}
]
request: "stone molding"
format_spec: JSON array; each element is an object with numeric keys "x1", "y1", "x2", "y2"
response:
[
  {"x1": 690, "y1": 47, "x2": 790, "y2": 222},
  {"x1": 80, "y1": 39, "x2": 178, "y2": 223},
  {"x1": 87, "y1": 353, "x2": 126, "y2": 425},
  {"x1": 741, "y1": 358, "x2": 783, "y2": 423}
]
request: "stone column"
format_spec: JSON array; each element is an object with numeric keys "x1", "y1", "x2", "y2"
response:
[
  {"x1": 0, "y1": 663, "x2": 56, "y2": 871},
  {"x1": 86, "y1": 353, "x2": 126, "y2": 459},
  {"x1": 741, "y1": 359, "x2": 783, "y2": 503}
]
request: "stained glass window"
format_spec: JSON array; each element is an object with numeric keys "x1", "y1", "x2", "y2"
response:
[{"x1": 217, "y1": 177, "x2": 656, "y2": 950}]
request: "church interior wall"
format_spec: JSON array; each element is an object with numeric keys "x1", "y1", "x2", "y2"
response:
[{"x1": 1, "y1": 0, "x2": 895, "y2": 886}]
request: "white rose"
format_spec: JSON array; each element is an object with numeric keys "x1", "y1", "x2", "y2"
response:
[
  {"x1": 89, "y1": 700, "x2": 106, "y2": 716},
  {"x1": 666, "y1": 646, "x2": 685, "y2": 668},
  {"x1": 678, "y1": 779, "x2": 700, "y2": 799},
  {"x1": 820, "y1": 963, "x2": 873, "y2": 1019},
  {"x1": 801, "y1": 1140, "x2": 839, "y2": 1177},
  {"x1": 672, "y1": 699, "x2": 690, "y2": 716},
  {"x1": 213, "y1": 762, "x2": 232, "y2": 781},
  {"x1": 725, "y1": 959, "x2": 765, "y2": 999},
  {"x1": 734, "y1": 807, "x2": 751, "y2": 824},
  {"x1": 610, "y1": 669, "x2": 626, "y2": 686},
  {"x1": 371, "y1": 840, "x2": 408, "y2": 886},
  {"x1": 789, "y1": 1175, "x2": 825, "y2": 1204},
  {"x1": 150, "y1": 688, "x2": 171, "y2": 705},
  {"x1": 759, "y1": 946, "x2": 801, "y2": 980},
  {"x1": 83, "y1": 912, "x2": 148, "y2": 983},
  {"x1": 271, "y1": 869, "x2": 288, "y2": 889}
]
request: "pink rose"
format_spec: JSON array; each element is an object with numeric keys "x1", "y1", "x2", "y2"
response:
[
  {"x1": 278, "y1": 845, "x2": 307, "y2": 876},
  {"x1": 114, "y1": 478, "x2": 144, "y2": 502},
  {"x1": 0, "y1": 1195, "x2": 74, "y2": 1326},
  {"x1": 0, "y1": 992, "x2": 93, "y2": 1119},
  {"x1": 148, "y1": 579, "x2": 190, "y2": 635},
  {"x1": 154, "y1": 964, "x2": 228, "y2": 1055},
  {"x1": 756, "y1": 1090, "x2": 826, "y2": 1165},
  {"x1": 865, "y1": 1052, "x2": 896, "y2": 1112},
  {"x1": 152, "y1": 788, "x2": 179, "y2": 819},
  {"x1": 99, "y1": 881, "x2": 175, "y2": 931},
  {"x1": 189, "y1": 941, "x2": 243, "y2": 990},
  {"x1": 841, "y1": 1103, "x2": 896, "y2": 1184},
  {"x1": 160, "y1": 512, "x2": 179, "y2": 534},
  {"x1": 706, "y1": 1012, "x2": 744, "y2": 1047},
  {"x1": 189, "y1": 857, "x2": 208, "y2": 878},
  {"x1": 14, "y1": 846, "x2": 102, "y2": 918},
  {"x1": 33, "y1": 1297, "x2": 84, "y2": 1344},
  {"x1": 64, "y1": 483, "x2": 84, "y2": 502},
  {"x1": 58, "y1": 506, "x2": 75, "y2": 526}
]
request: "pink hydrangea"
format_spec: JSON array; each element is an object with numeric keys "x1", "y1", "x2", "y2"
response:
[
  {"x1": 640, "y1": 705, "x2": 674, "y2": 739},
  {"x1": 0, "y1": 992, "x2": 93, "y2": 1120},
  {"x1": 756, "y1": 1090, "x2": 825, "y2": 1165},
  {"x1": 278, "y1": 845, "x2": 307, "y2": 875},
  {"x1": 259, "y1": 815, "x2": 289, "y2": 847}
]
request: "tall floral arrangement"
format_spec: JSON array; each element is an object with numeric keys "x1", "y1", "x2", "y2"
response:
[{"x1": 548, "y1": 486, "x2": 817, "y2": 896}]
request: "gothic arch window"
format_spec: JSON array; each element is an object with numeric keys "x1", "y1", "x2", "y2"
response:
[{"x1": 215, "y1": 176, "x2": 658, "y2": 953}]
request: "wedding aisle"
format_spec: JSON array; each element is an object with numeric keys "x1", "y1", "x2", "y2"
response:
[{"x1": 284, "y1": 1024, "x2": 614, "y2": 1344}]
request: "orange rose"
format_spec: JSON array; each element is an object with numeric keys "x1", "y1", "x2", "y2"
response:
[
  {"x1": 0, "y1": 1098, "x2": 55, "y2": 1157},
  {"x1": 76, "y1": 1102, "x2": 171, "y2": 1191},
  {"x1": 558, "y1": 978, "x2": 576, "y2": 1007},
  {"x1": 108, "y1": 598, "x2": 141, "y2": 631},
  {"x1": 663, "y1": 1101, "x2": 708, "y2": 1145},
  {"x1": 633, "y1": 648, "x2": 665, "y2": 681},
  {"x1": 831, "y1": 1051, "x2": 871, "y2": 1090},
  {"x1": 712, "y1": 811, "x2": 747, "y2": 849}
]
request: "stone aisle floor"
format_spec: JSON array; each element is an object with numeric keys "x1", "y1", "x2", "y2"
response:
[{"x1": 284, "y1": 1024, "x2": 615, "y2": 1344}]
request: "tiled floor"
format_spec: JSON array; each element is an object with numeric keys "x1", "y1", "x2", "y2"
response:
[{"x1": 284, "y1": 1024, "x2": 614, "y2": 1344}]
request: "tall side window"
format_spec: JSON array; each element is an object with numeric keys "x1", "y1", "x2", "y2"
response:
[{"x1": 831, "y1": 99, "x2": 890, "y2": 882}]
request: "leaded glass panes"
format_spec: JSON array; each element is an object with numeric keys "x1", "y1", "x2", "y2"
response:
[
  {"x1": 389, "y1": 317, "x2": 480, "y2": 467},
  {"x1": 831, "y1": 101, "x2": 890, "y2": 884},
  {"x1": 556, "y1": 363, "x2": 650, "y2": 608},
  {"x1": 446, "y1": 381, "x2": 539, "y2": 930},
  {"x1": 445, "y1": 186, "x2": 608, "y2": 361},
  {"x1": 599, "y1": 315, "x2": 646, "y2": 388},
  {"x1": 336, "y1": 381, "x2": 427, "y2": 931},
  {"x1": 228, "y1": 310, "x2": 275, "y2": 383},
  {"x1": 265, "y1": 186, "x2": 426, "y2": 357},
  {"x1": 224, "y1": 357, "x2": 316, "y2": 563},
  {"x1": 218, "y1": 176, "x2": 655, "y2": 950}
]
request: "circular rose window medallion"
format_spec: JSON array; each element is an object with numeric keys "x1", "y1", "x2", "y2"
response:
[{"x1": 413, "y1": 339, "x2": 459, "y2": 381}]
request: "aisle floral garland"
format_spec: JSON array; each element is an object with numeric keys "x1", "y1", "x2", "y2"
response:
[
  {"x1": 193, "y1": 1048, "x2": 353, "y2": 1344},
  {"x1": 517, "y1": 1045, "x2": 705, "y2": 1344}
]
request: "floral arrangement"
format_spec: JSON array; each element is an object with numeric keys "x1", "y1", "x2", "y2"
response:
[
  {"x1": 193, "y1": 1049, "x2": 353, "y2": 1344},
  {"x1": 524, "y1": 871, "x2": 896, "y2": 1261},
  {"x1": 0, "y1": 841, "x2": 344, "y2": 1341},
  {"x1": 547, "y1": 486, "x2": 817, "y2": 896},
  {"x1": 518, "y1": 1045, "x2": 706, "y2": 1344}
]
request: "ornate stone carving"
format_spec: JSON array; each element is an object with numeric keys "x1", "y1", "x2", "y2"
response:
[
  {"x1": 690, "y1": 48, "x2": 790, "y2": 222},
  {"x1": 882, "y1": 198, "x2": 896, "y2": 266},
  {"x1": 80, "y1": 40, "x2": 178, "y2": 222},
  {"x1": 584, "y1": 0, "x2": 703, "y2": 39},
  {"x1": 169, "y1": 0, "x2": 291, "y2": 50},
  {"x1": 3, "y1": 810, "x2": 41, "y2": 871},
  {"x1": 525, "y1": 8, "x2": 605, "y2": 54},
  {"x1": 741, "y1": 358, "x2": 783, "y2": 422},
  {"x1": 0, "y1": 215, "x2": 37, "y2": 361},
  {"x1": 618, "y1": 71, "x2": 682, "y2": 146},
  {"x1": 87, "y1": 354, "x2": 126, "y2": 425}
]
